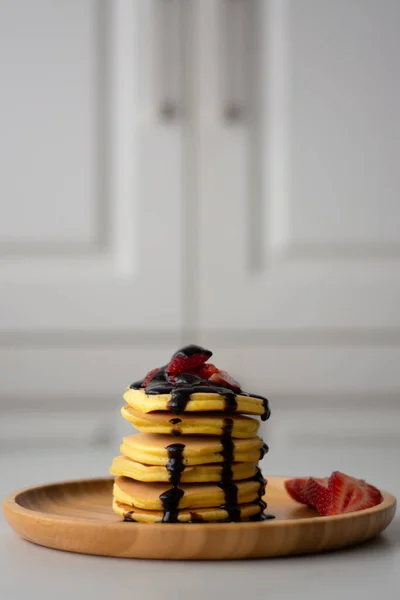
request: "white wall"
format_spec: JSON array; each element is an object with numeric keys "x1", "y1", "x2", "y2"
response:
[{"x1": 1, "y1": 0, "x2": 400, "y2": 450}]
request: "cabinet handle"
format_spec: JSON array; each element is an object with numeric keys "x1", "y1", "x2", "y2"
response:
[
  {"x1": 158, "y1": 0, "x2": 182, "y2": 122},
  {"x1": 222, "y1": 0, "x2": 248, "y2": 124}
]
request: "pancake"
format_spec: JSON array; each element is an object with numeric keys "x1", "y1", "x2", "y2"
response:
[
  {"x1": 120, "y1": 433, "x2": 268, "y2": 466},
  {"x1": 124, "y1": 388, "x2": 266, "y2": 418},
  {"x1": 113, "y1": 476, "x2": 265, "y2": 511},
  {"x1": 110, "y1": 455, "x2": 258, "y2": 483},
  {"x1": 113, "y1": 498, "x2": 264, "y2": 523},
  {"x1": 121, "y1": 405, "x2": 260, "y2": 438}
]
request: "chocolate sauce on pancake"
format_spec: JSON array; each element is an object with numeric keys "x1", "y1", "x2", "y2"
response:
[
  {"x1": 166, "y1": 443, "x2": 185, "y2": 486},
  {"x1": 130, "y1": 345, "x2": 270, "y2": 421},
  {"x1": 160, "y1": 487, "x2": 185, "y2": 523}
]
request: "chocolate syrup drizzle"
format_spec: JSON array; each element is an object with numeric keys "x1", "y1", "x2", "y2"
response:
[
  {"x1": 189, "y1": 512, "x2": 205, "y2": 522},
  {"x1": 130, "y1": 345, "x2": 270, "y2": 422},
  {"x1": 128, "y1": 345, "x2": 272, "y2": 523},
  {"x1": 248, "y1": 467, "x2": 275, "y2": 521},
  {"x1": 169, "y1": 417, "x2": 182, "y2": 436},
  {"x1": 123, "y1": 511, "x2": 136, "y2": 522},
  {"x1": 154, "y1": 442, "x2": 187, "y2": 522},
  {"x1": 166, "y1": 443, "x2": 185, "y2": 486},
  {"x1": 260, "y1": 442, "x2": 269, "y2": 460},
  {"x1": 160, "y1": 486, "x2": 185, "y2": 523},
  {"x1": 217, "y1": 418, "x2": 240, "y2": 521}
]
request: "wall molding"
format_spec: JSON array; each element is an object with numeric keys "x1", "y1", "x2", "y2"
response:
[
  {"x1": 3, "y1": 328, "x2": 400, "y2": 347},
  {"x1": 0, "y1": 330, "x2": 181, "y2": 347},
  {"x1": 2, "y1": 392, "x2": 399, "y2": 450},
  {"x1": 0, "y1": 0, "x2": 110, "y2": 258},
  {"x1": 284, "y1": 242, "x2": 400, "y2": 260},
  {"x1": 271, "y1": 391, "x2": 400, "y2": 410},
  {"x1": 2, "y1": 391, "x2": 400, "y2": 411}
]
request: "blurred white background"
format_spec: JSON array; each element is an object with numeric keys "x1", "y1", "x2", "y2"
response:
[{"x1": 1, "y1": 0, "x2": 400, "y2": 456}]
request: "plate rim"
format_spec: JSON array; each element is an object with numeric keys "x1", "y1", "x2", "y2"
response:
[{"x1": 3, "y1": 475, "x2": 397, "y2": 530}]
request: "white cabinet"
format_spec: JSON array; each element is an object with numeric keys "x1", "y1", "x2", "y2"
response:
[
  {"x1": 194, "y1": 0, "x2": 400, "y2": 444},
  {"x1": 197, "y1": 0, "x2": 400, "y2": 334},
  {"x1": 0, "y1": 0, "x2": 183, "y2": 335},
  {"x1": 2, "y1": 0, "x2": 400, "y2": 448},
  {"x1": 0, "y1": 0, "x2": 184, "y2": 447}
]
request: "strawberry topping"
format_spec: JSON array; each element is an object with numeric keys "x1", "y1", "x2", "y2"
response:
[
  {"x1": 208, "y1": 369, "x2": 241, "y2": 392},
  {"x1": 142, "y1": 367, "x2": 160, "y2": 386},
  {"x1": 329, "y1": 471, "x2": 382, "y2": 515},
  {"x1": 303, "y1": 477, "x2": 330, "y2": 515},
  {"x1": 138, "y1": 345, "x2": 245, "y2": 397},
  {"x1": 195, "y1": 363, "x2": 219, "y2": 379},
  {"x1": 285, "y1": 471, "x2": 382, "y2": 516},
  {"x1": 165, "y1": 345, "x2": 212, "y2": 376},
  {"x1": 284, "y1": 477, "x2": 310, "y2": 504}
]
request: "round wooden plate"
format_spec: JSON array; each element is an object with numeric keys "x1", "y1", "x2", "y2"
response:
[{"x1": 2, "y1": 476, "x2": 396, "y2": 560}]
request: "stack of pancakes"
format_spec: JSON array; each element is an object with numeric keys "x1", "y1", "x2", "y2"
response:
[{"x1": 110, "y1": 347, "x2": 270, "y2": 523}]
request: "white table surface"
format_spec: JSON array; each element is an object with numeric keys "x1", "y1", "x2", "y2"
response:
[{"x1": 1, "y1": 443, "x2": 399, "y2": 600}]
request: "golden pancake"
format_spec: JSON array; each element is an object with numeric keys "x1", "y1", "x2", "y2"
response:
[
  {"x1": 113, "y1": 476, "x2": 265, "y2": 511},
  {"x1": 121, "y1": 405, "x2": 259, "y2": 438},
  {"x1": 124, "y1": 388, "x2": 266, "y2": 417},
  {"x1": 120, "y1": 433, "x2": 267, "y2": 466},
  {"x1": 113, "y1": 498, "x2": 264, "y2": 523},
  {"x1": 110, "y1": 455, "x2": 258, "y2": 483}
]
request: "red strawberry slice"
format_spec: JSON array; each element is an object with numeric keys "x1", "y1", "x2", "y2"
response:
[
  {"x1": 345, "y1": 479, "x2": 382, "y2": 513},
  {"x1": 142, "y1": 367, "x2": 160, "y2": 386},
  {"x1": 285, "y1": 472, "x2": 382, "y2": 516},
  {"x1": 284, "y1": 477, "x2": 310, "y2": 504},
  {"x1": 165, "y1": 345, "x2": 212, "y2": 375},
  {"x1": 196, "y1": 363, "x2": 219, "y2": 379},
  {"x1": 303, "y1": 477, "x2": 331, "y2": 515},
  {"x1": 328, "y1": 471, "x2": 382, "y2": 515},
  {"x1": 328, "y1": 471, "x2": 355, "y2": 515},
  {"x1": 208, "y1": 369, "x2": 241, "y2": 392}
]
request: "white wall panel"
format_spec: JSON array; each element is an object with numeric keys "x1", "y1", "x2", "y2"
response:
[
  {"x1": 0, "y1": 0, "x2": 183, "y2": 334},
  {"x1": 0, "y1": 342, "x2": 180, "y2": 447},
  {"x1": 197, "y1": 0, "x2": 400, "y2": 333},
  {"x1": 2, "y1": 0, "x2": 400, "y2": 449},
  {"x1": 289, "y1": 0, "x2": 400, "y2": 251},
  {"x1": 0, "y1": 0, "x2": 100, "y2": 246}
]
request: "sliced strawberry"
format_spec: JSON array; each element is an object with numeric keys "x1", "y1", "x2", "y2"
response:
[
  {"x1": 328, "y1": 471, "x2": 356, "y2": 514},
  {"x1": 142, "y1": 367, "x2": 160, "y2": 386},
  {"x1": 208, "y1": 369, "x2": 241, "y2": 392},
  {"x1": 328, "y1": 471, "x2": 382, "y2": 515},
  {"x1": 165, "y1": 345, "x2": 212, "y2": 375},
  {"x1": 284, "y1": 477, "x2": 310, "y2": 504},
  {"x1": 196, "y1": 363, "x2": 219, "y2": 379},
  {"x1": 345, "y1": 479, "x2": 382, "y2": 513},
  {"x1": 303, "y1": 477, "x2": 331, "y2": 515},
  {"x1": 285, "y1": 472, "x2": 382, "y2": 516}
]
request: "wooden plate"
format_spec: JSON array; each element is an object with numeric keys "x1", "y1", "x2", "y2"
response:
[{"x1": 3, "y1": 476, "x2": 396, "y2": 560}]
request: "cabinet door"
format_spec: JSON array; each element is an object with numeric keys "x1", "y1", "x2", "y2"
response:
[
  {"x1": 196, "y1": 0, "x2": 400, "y2": 334},
  {"x1": 0, "y1": 0, "x2": 184, "y2": 447},
  {"x1": 0, "y1": 0, "x2": 183, "y2": 335},
  {"x1": 195, "y1": 0, "x2": 400, "y2": 449}
]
